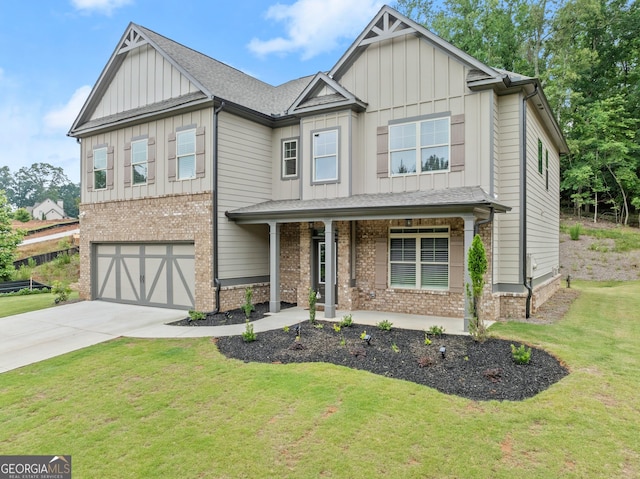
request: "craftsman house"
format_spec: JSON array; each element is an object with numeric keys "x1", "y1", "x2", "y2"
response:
[{"x1": 69, "y1": 5, "x2": 568, "y2": 326}]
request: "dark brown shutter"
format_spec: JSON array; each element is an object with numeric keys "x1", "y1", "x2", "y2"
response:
[
  {"x1": 195, "y1": 127, "x2": 206, "y2": 178},
  {"x1": 148, "y1": 137, "x2": 156, "y2": 184},
  {"x1": 449, "y1": 235, "x2": 464, "y2": 293},
  {"x1": 374, "y1": 237, "x2": 388, "y2": 289},
  {"x1": 450, "y1": 114, "x2": 465, "y2": 172},
  {"x1": 106, "y1": 146, "x2": 115, "y2": 189},
  {"x1": 377, "y1": 126, "x2": 388, "y2": 178},
  {"x1": 86, "y1": 150, "x2": 94, "y2": 192},
  {"x1": 123, "y1": 142, "x2": 132, "y2": 187},
  {"x1": 168, "y1": 132, "x2": 176, "y2": 181}
]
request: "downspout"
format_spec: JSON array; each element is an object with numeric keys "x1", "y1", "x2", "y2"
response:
[
  {"x1": 211, "y1": 100, "x2": 225, "y2": 313},
  {"x1": 522, "y1": 85, "x2": 539, "y2": 318}
]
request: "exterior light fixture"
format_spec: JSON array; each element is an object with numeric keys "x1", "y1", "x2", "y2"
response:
[
  {"x1": 439, "y1": 346, "x2": 446, "y2": 359},
  {"x1": 405, "y1": 219, "x2": 412, "y2": 227},
  {"x1": 363, "y1": 334, "x2": 372, "y2": 345}
]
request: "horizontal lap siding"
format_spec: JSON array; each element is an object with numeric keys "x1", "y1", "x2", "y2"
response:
[
  {"x1": 495, "y1": 94, "x2": 521, "y2": 284},
  {"x1": 218, "y1": 112, "x2": 272, "y2": 279},
  {"x1": 526, "y1": 107, "x2": 560, "y2": 279}
]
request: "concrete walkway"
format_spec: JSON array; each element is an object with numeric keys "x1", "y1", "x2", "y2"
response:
[{"x1": 0, "y1": 300, "x2": 470, "y2": 373}]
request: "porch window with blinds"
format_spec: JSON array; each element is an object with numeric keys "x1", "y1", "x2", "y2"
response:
[{"x1": 389, "y1": 227, "x2": 449, "y2": 290}]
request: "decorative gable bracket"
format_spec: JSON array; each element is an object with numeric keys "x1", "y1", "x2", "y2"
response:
[
  {"x1": 118, "y1": 28, "x2": 148, "y2": 55},
  {"x1": 359, "y1": 11, "x2": 416, "y2": 46}
]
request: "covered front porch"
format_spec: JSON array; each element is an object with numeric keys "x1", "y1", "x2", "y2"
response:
[{"x1": 226, "y1": 187, "x2": 509, "y2": 332}]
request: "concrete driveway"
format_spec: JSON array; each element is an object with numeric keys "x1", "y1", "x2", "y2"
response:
[{"x1": 0, "y1": 301, "x2": 187, "y2": 373}]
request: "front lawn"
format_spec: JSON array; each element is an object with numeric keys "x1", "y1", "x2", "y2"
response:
[
  {"x1": 0, "y1": 291, "x2": 80, "y2": 318},
  {"x1": 1, "y1": 280, "x2": 638, "y2": 478}
]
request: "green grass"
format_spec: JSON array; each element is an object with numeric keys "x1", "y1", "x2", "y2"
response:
[
  {"x1": 0, "y1": 291, "x2": 80, "y2": 318},
  {"x1": 1, "y1": 281, "x2": 639, "y2": 478}
]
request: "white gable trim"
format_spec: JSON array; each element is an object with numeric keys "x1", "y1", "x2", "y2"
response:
[{"x1": 288, "y1": 72, "x2": 366, "y2": 115}]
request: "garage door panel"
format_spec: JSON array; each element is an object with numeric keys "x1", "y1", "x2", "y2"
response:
[
  {"x1": 93, "y1": 243, "x2": 194, "y2": 309},
  {"x1": 172, "y1": 257, "x2": 195, "y2": 308},
  {"x1": 121, "y1": 256, "x2": 141, "y2": 302},
  {"x1": 145, "y1": 257, "x2": 168, "y2": 305}
]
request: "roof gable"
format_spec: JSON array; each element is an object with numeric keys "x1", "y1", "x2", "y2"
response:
[
  {"x1": 288, "y1": 72, "x2": 366, "y2": 115},
  {"x1": 330, "y1": 5, "x2": 500, "y2": 82}
]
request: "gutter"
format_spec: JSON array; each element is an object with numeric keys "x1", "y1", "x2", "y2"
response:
[
  {"x1": 522, "y1": 85, "x2": 539, "y2": 318},
  {"x1": 211, "y1": 100, "x2": 225, "y2": 313}
]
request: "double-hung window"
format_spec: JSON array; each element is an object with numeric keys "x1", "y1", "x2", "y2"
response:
[
  {"x1": 131, "y1": 139, "x2": 148, "y2": 185},
  {"x1": 177, "y1": 129, "x2": 196, "y2": 180},
  {"x1": 312, "y1": 129, "x2": 338, "y2": 182},
  {"x1": 389, "y1": 117, "x2": 450, "y2": 175},
  {"x1": 282, "y1": 139, "x2": 298, "y2": 178},
  {"x1": 389, "y1": 227, "x2": 449, "y2": 290},
  {"x1": 93, "y1": 147, "x2": 107, "y2": 190}
]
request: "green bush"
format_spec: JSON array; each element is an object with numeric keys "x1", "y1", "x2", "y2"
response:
[
  {"x1": 51, "y1": 280, "x2": 72, "y2": 304},
  {"x1": 511, "y1": 344, "x2": 532, "y2": 365},
  {"x1": 339, "y1": 314, "x2": 353, "y2": 327},
  {"x1": 241, "y1": 287, "x2": 255, "y2": 319},
  {"x1": 569, "y1": 223, "x2": 582, "y2": 240},
  {"x1": 13, "y1": 208, "x2": 31, "y2": 222},
  {"x1": 188, "y1": 310, "x2": 206, "y2": 321},
  {"x1": 241, "y1": 320, "x2": 257, "y2": 342},
  {"x1": 377, "y1": 319, "x2": 393, "y2": 331},
  {"x1": 426, "y1": 325, "x2": 445, "y2": 336}
]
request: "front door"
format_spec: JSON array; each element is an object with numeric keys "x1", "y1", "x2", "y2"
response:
[{"x1": 313, "y1": 239, "x2": 337, "y2": 304}]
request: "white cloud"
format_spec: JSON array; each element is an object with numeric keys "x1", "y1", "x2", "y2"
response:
[
  {"x1": 248, "y1": 0, "x2": 385, "y2": 60},
  {"x1": 44, "y1": 86, "x2": 91, "y2": 132},
  {"x1": 70, "y1": 0, "x2": 132, "y2": 15}
]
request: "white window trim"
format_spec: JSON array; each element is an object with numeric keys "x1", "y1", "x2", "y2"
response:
[
  {"x1": 389, "y1": 116, "x2": 451, "y2": 176},
  {"x1": 131, "y1": 138, "x2": 148, "y2": 185},
  {"x1": 312, "y1": 128, "x2": 339, "y2": 183},
  {"x1": 177, "y1": 128, "x2": 196, "y2": 180},
  {"x1": 282, "y1": 138, "x2": 298, "y2": 179},
  {"x1": 93, "y1": 146, "x2": 108, "y2": 191},
  {"x1": 388, "y1": 227, "x2": 450, "y2": 290}
]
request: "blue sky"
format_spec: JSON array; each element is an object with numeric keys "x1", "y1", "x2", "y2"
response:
[{"x1": 0, "y1": 0, "x2": 387, "y2": 184}]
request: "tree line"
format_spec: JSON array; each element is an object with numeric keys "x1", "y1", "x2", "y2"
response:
[
  {"x1": 396, "y1": 0, "x2": 640, "y2": 224},
  {"x1": 0, "y1": 163, "x2": 79, "y2": 219}
]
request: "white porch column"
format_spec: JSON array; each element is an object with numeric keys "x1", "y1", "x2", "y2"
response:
[
  {"x1": 463, "y1": 215, "x2": 475, "y2": 332},
  {"x1": 268, "y1": 221, "x2": 281, "y2": 313},
  {"x1": 323, "y1": 219, "x2": 336, "y2": 318}
]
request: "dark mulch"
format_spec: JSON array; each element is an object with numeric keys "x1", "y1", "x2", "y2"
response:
[
  {"x1": 216, "y1": 321, "x2": 569, "y2": 402},
  {"x1": 168, "y1": 302, "x2": 296, "y2": 327}
]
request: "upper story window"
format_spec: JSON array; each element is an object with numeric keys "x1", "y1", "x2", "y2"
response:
[
  {"x1": 131, "y1": 138, "x2": 148, "y2": 185},
  {"x1": 177, "y1": 129, "x2": 196, "y2": 180},
  {"x1": 93, "y1": 147, "x2": 107, "y2": 190},
  {"x1": 389, "y1": 117, "x2": 450, "y2": 175},
  {"x1": 389, "y1": 227, "x2": 449, "y2": 290},
  {"x1": 282, "y1": 139, "x2": 298, "y2": 178},
  {"x1": 312, "y1": 129, "x2": 338, "y2": 182}
]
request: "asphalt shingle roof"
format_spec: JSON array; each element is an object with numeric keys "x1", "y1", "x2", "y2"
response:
[{"x1": 226, "y1": 186, "x2": 509, "y2": 221}]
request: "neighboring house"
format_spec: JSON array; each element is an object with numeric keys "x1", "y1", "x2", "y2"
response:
[
  {"x1": 29, "y1": 199, "x2": 65, "y2": 220},
  {"x1": 68, "y1": 5, "x2": 568, "y2": 327}
]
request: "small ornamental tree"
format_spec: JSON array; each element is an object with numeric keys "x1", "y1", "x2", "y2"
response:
[
  {"x1": 308, "y1": 288, "x2": 318, "y2": 324},
  {"x1": 0, "y1": 191, "x2": 25, "y2": 281},
  {"x1": 467, "y1": 234, "x2": 488, "y2": 342}
]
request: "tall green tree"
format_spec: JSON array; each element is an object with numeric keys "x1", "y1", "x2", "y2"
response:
[
  {"x1": 0, "y1": 190, "x2": 25, "y2": 281},
  {"x1": 13, "y1": 163, "x2": 70, "y2": 209}
]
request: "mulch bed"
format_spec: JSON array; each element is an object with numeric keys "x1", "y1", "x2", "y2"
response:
[
  {"x1": 168, "y1": 302, "x2": 296, "y2": 326},
  {"x1": 216, "y1": 321, "x2": 569, "y2": 402}
]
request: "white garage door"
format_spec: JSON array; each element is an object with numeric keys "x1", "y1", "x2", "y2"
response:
[{"x1": 94, "y1": 243, "x2": 195, "y2": 309}]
